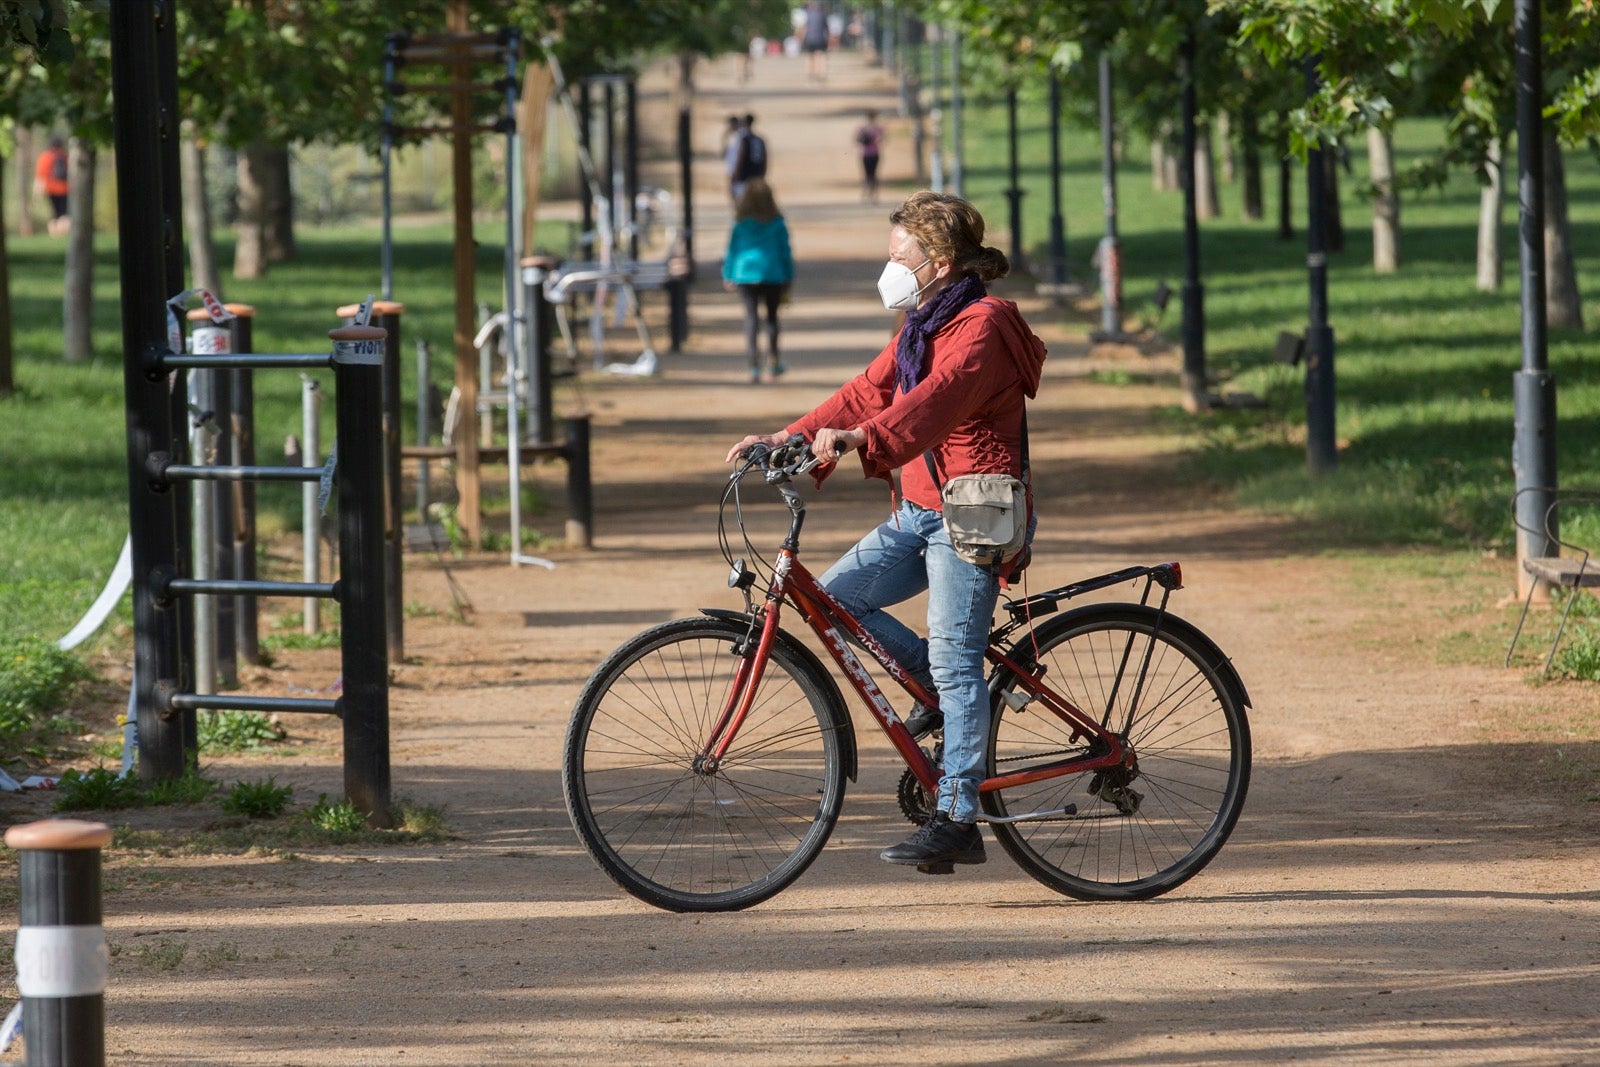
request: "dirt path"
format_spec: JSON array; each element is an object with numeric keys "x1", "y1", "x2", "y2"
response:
[{"x1": 9, "y1": 47, "x2": 1600, "y2": 1067}]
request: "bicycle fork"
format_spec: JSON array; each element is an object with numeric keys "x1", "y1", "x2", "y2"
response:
[{"x1": 692, "y1": 607, "x2": 781, "y2": 775}]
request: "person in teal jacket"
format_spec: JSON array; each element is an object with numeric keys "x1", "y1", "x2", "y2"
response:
[{"x1": 722, "y1": 178, "x2": 794, "y2": 383}]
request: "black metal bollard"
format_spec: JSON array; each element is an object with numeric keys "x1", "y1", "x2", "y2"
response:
[
  {"x1": 520, "y1": 256, "x2": 560, "y2": 444},
  {"x1": 7, "y1": 819, "x2": 113, "y2": 1067},
  {"x1": 667, "y1": 247, "x2": 692, "y2": 353},
  {"x1": 188, "y1": 310, "x2": 237, "y2": 688},
  {"x1": 225, "y1": 304, "x2": 261, "y2": 665},
  {"x1": 329, "y1": 324, "x2": 393, "y2": 828},
  {"x1": 337, "y1": 301, "x2": 406, "y2": 665},
  {"x1": 563, "y1": 415, "x2": 593, "y2": 549}
]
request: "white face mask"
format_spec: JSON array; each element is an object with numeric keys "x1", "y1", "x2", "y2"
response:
[{"x1": 877, "y1": 258, "x2": 932, "y2": 311}]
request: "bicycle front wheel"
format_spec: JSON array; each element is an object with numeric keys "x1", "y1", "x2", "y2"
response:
[
  {"x1": 563, "y1": 616, "x2": 849, "y2": 912},
  {"x1": 984, "y1": 604, "x2": 1250, "y2": 902}
]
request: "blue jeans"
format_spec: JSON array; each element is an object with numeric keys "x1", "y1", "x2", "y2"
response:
[{"x1": 819, "y1": 500, "x2": 999, "y2": 823}]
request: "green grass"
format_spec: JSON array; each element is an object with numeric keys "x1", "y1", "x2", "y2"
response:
[
  {"x1": 955, "y1": 97, "x2": 1600, "y2": 551},
  {"x1": 0, "y1": 217, "x2": 568, "y2": 648},
  {"x1": 4, "y1": 89, "x2": 1598, "y2": 669}
]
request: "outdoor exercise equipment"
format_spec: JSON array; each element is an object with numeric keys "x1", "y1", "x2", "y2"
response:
[
  {"x1": 110, "y1": 3, "x2": 392, "y2": 823},
  {"x1": 380, "y1": 14, "x2": 521, "y2": 546}
]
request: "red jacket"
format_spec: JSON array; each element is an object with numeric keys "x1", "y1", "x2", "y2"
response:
[
  {"x1": 35, "y1": 147, "x2": 68, "y2": 197},
  {"x1": 786, "y1": 297, "x2": 1047, "y2": 510}
]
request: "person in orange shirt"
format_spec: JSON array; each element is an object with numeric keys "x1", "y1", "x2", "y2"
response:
[{"x1": 35, "y1": 137, "x2": 70, "y2": 237}]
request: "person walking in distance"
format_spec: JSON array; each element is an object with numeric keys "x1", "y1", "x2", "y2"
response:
[
  {"x1": 856, "y1": 109, "x2": 885, "y2": 203},
  {"x1": 729, "y1": 113, "x2": 767, "y2": 202},
  {"x1": 35, "y1": 136, "x2": 70, "y2": 237},
  {"x1": 725, "y1": 191, "x2": 1048, "y2": 870},
  {"x1": 801, "y1": 0, "x2": 830, "y2": 82},
  {"x1": 722, "y1": 178, "x2": 794, "y2": 383}
]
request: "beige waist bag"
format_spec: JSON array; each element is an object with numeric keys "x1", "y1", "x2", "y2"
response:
[{"x1": 939, "y1": 473, "x2": 1027, "y2": 567}]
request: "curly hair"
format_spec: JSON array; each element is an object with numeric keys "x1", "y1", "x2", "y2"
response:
[{"x1": 889, "y1": 190, "x2": 1010, "y2": 282}]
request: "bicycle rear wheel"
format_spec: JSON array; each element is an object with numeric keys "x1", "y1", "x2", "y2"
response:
[
  {"x1": 983, "y1": 604, "x2": 1250, "y2": 902},
  {"x1": 563, "y1": 616, "x2": 848, "y2": 912}
]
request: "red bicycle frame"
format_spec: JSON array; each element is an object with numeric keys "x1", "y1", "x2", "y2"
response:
[{"x1": 698, "y1": 545, "x2": 1131, "y2": 797}]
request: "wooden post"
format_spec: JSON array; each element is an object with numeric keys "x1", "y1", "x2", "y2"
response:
[{"x1": 448, "y1": 0, "x2": 482, "y2": 545}]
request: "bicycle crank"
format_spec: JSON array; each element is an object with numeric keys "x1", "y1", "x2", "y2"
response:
[{"x1": 896, "y1": 743, "x2": 942, "y2": 825}]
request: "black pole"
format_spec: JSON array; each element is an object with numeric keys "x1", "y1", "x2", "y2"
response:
[
  {"x1": 208, "y1": 358, "x2": 237, "y2": 687},
  {"x1": 1277, "y1": 125, "x2": 1294, "y2": 240},
  {"x1": 8, "y1": 820, "x2": 112, "y2": 1067},
  {"x1": 578, "y1": 80, "x2": 594, "y2": 259},
  {"x1": 1047, "y1": 73, "x2": 1067, "y2": 286},
  {"x1": 625, "y1": 78, "x2": 640, "y2": 261},
  {"x1": 522, "y1": 254, "x2": 558, "y2": 443},
  {"x1": 677, "y1": 104, "x2": 694, "y2": 272},
  {"x1": 1513, "y1": 0, "x2": 1557, "y2": 585},
  {"x1": 1304, "y1": 56, "x2": 1337, "y2": 474},
  {"x1": 155, "y1": 0, "x2": 201, "y2": 769},
  {"x1": 1005, "y1": 86, "x2": 1024, "y2": 270},
  {"x1": 1179, "y1": 29, "x2": 1207, "y2": 408},
  {"x1": 564, "y1": 415, "x2": 594, "y2": 549},
  {"x1": 111, "y1": 0, "x2": 188, "y2": 783},
  {"x1": 228, "y1": 307, "x2": 259, "y2": 665},
  {"x1": 329, "y1": 325, "x2": 392, "y2": 828},
  {"x1": 602, "y1": 80, "x2": 617, "y2": 247},
  {"x1": 376, "y1": 306, "x2": 404, "y2": 665}
]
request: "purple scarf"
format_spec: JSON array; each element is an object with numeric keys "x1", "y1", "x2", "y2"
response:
[{"x1": 894, "y1": 272, "x2": 988, "y2": 394}]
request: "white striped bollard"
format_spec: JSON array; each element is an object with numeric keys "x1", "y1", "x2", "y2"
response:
[{"x1": 7, "y1": 819, "x2": 112, "y2": 1067}]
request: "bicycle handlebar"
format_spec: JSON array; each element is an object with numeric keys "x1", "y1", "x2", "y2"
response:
[{"x1": 739, "y1": 433, "x2": 823, "y2": 484}]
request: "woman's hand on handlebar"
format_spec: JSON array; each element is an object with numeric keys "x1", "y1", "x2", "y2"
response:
[
  {"x1": 811, "y1": 427, "x2": 864, "y2": 463},
  {"x1": 725, "y1": 432, "x2": 788, "y2": 465}
]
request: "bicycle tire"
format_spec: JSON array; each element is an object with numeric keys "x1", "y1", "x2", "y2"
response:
[
  {"x1": 983, "y1": 604, "x2": 1250, "y2": 902},
  {"x1": 563, "y1": 616, "x2": 849, "y2": 912}
]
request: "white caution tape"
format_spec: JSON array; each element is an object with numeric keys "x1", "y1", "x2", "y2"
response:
[
  {"x1": 164, "y1": 287, "x2": 235, "y2": 356},
  {"x1": 14, "y1": 926, "x2": 110, "y2": 998},
  {"x1": 57, "y1": 536, "x2": 133, "y2": 652}
]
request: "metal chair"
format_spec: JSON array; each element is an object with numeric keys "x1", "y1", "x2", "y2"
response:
[{"x1": 1506, "y1": 487, "x2": 1600, "y2": 676}]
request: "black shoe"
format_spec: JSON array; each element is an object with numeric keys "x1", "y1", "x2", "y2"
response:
[
  {"x1": 880, "y1": 812, "x2": 985, "y2": 867},
  {"x1": 904, "y1": 702, "x2": 943, "y2": 740}
]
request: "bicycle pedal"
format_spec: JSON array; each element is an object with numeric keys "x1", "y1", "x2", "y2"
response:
[{"x1": 916, "y1": 860, "x2": 956, "y2": 875}]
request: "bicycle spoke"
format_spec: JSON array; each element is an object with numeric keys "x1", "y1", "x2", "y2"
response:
[{"x1": 565, "y1": 619, "x2": 847, "y2": 912}]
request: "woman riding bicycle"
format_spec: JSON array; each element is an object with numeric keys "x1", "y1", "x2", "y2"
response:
[{"x1": 726, "y1": 190, "x2": 1048, "y2": 872}]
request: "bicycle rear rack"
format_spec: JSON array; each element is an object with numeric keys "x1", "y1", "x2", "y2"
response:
[{"x1": 997, "y1": 562, "x2": 1181, "y2": 635}]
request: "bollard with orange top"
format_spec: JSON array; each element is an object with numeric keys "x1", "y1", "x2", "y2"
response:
[{"x1": 7, "y1": 819, "x2": 113, "y2": 1067}]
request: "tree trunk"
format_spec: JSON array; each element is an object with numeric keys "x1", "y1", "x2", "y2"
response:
[
  {"x1": 233, "y1": 140, "x2": 269, "y2": 279},
  {"x1": 1475, "y1": 135, "x2": 1503, "y2": 292},
  {"x1": 0, "y1": 151, "x2": 15, "y2": 397},
  {"x1": 15, "y1": 127, "x2": 37, "y2": 238},
  {"x1": 263, "y1": 144, "x2": 295, "y2": 264},
  {"x1": 62, "y1": 140, "x2": 95, "y2": 364},
  {"x1": 1368, "y1": 126, "x2": 1400, "y2": 273},
  {"x1": 1152, "y1": 123, "x2": 1179, "y2": 192},
  {"x1": 182, "y1": 137, "x2": 223, "y2": 299},
  {"x1": 1240, "y1": 110, "x2": 1262, "y2": 220},
  {"x1": 1276, "y1": 126, "x2": 1293, "y2": 240},
  {"x1": 1543, "y1": 129, "x2": 1584, "y2": 330},
  {"x1": 1216, "y1": 112, "x2": 1236, "y2": 184},
  {"x1": 1323, "y1": 147, "x2": 1344, "y2": 253},
  {"x1": 1195, "y1": 126, "x2": 1220, "y2": 220}
]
